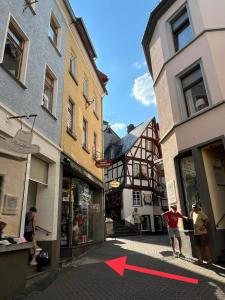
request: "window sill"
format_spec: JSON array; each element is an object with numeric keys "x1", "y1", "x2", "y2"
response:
[
  {"x1": 48, "y1": 37, "x2": 62, "y2": 57},
  {"x1": 69, "y1": 71, "x2": 78, "y2": 86},
  {"x1": 66, "y1": 129, "x2": 77, "y2": 140},
  {"x1": 0, "y1": 64, "x2": 27, "y2": 90},
  {"x1": 82, "y1": 145, "x2": 90, "y2": 154},
  {"x1": 41, "y1": 105, "x2": 57, "y2": 120},
  {"x1": 93, "y1": 111, "x2": 99, "y2": 120}
]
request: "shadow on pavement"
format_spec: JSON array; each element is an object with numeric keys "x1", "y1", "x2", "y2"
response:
[{"x1": 16, "y1": 236, "x2": 225, "y2": 300}]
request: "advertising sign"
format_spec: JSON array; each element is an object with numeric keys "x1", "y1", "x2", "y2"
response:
[{"x1": 95, "y1": 159, "x2": 112, "y2": 168}]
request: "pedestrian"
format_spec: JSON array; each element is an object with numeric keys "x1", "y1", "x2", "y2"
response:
[
  {"x1": 161, "y1": 203, "x2": 187, "y2": 257},
  {"x1": 24, "y1": 207, "x2": 37, "y2": 261},
  {"x1": 190, "y1": 203, "x2": 212, "y2": 265},
  {"x1": 132, "y1": 208, "x2": 141, "y2": 234},
  {"x1": 0, "y1": 219, "x2": 7, "y2": 239}
]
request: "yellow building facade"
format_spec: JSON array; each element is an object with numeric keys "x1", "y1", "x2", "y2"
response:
[{"x1": 58, "y1": 1, "x2": 108, "y2": 259}]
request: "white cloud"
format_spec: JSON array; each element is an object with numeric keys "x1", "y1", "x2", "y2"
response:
[
  {"x1": 111, "y1": 123, "x2": 126, "y2": 131},
  {"x1": 131, "y1": 73, "x2": 156, "y2": 106},
  {"x1": 132, "y1": 61, "x2": 146, "y2": 70}
]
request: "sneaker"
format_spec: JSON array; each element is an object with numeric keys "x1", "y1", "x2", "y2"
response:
[
  {"x1": 173, "y1": 252, "x2": 178, "y2": 258},
  {"x1": 178, "y1": 252, "x2": 185, "y2": 258}
]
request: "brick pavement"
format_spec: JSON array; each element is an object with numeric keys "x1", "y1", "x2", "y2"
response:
[{"x1": 15, "y1": 235, "x2": 225, "y2": 300}]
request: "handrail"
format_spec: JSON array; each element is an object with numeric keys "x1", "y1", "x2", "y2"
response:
[
  {"x1": 35, "y1": 225, "x2": 51, "y2": 236},
  {"x1": 216, "y1": 213, "x2": 225, "y2": 228}
]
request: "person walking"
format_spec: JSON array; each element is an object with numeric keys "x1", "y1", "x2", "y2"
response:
[
  {"x1": 162, "y1": 203, "x2": 187, "y2": 258},
  {"x1": 132, "y1": 208, "x2": 141, "y2": 234},
  {"x1": 190, "y1": 203, "x2": 212, "y2": 265},
  {"x1": 24, "y1": 207, "x2": 37, "y2": 261}
]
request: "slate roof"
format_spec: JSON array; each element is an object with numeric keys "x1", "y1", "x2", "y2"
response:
[{"x1": 111, "y1": 120, "x2": 150, "y2": 159}]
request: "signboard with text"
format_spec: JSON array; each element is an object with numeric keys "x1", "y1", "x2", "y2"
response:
[{"x1": 95, "y1": 159, "x2": 112, "y2": 168}]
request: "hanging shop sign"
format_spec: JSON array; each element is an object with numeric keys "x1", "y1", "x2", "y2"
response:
[
  {"x1": 109, "y1": 180, "x2": 120, "y2": 188},
  {"x1": 95, "y1": 159, "x2": 112, "y2": 168}
]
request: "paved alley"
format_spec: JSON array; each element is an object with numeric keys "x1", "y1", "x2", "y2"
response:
[{"x1": 15, "y1": 235, "x2": 225, "y2": 300}]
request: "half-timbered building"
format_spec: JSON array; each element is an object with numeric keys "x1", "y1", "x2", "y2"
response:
[{"x1": 104, "y1": 118, "x2": 168, "y2": 233}]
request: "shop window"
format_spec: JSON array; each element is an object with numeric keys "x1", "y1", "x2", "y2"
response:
[
  {"x1": 180, "y1": 64, "x2": 209, "y2": 117},
  {"x1": 179, "y1": 155, "x2": 199, "y2": 213},
  {"x1": 67, "y1": 99, "x2": 74, "y2": 133},
  {"x1": 82, "y1": 118, "x2": 88, "y2": 150},
  {"x1": 170, "y1": 7, "x2": 193, "y2": 52},
  {"x1": 0, "y1": 155, "x2": 27, "y2": 237},
  {"x1": 2, "y1": 21, "x2": 25, "y2": 80},
  {"x1": 133, "y1": 190, "x2": 141, "y2": 206},
  {"x1": 42, "y1": 67, "x2": 56, "y2": 114}
]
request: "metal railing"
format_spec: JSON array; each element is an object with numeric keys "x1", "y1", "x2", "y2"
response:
[
  {"x1": 35, "y1": 225, "x2": 51, "y2": 236},
  {"x1": 216, "y1": 213, "x2": 225, "y2": 229}
]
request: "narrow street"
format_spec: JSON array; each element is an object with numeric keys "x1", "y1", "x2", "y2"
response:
[{"x1": 16, "y1": 235, "x2": 225, "y2": 300}]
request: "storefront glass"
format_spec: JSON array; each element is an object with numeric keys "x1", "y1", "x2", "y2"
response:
[
  {"x1": 0, "y1": 155, "x2": 27, "y2": 237},
  {"x1": 60, "y1": 177, "x2": 93, "y2": 246},
  {"x1": 180, "y1": 155, "x2": 199, "y2": 213}
]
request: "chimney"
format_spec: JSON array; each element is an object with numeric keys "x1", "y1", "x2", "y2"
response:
[{"x1": 127, "y1": 124, "x2": 135, "y2": 133}]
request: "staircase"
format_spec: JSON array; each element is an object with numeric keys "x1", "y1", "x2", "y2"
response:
[{"x1": 110, "y1": 220, "x2": 137, "y2": 237}]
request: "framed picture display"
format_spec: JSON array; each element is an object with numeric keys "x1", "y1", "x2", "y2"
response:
[{"x1": 2, "y1": 194, "x2": 18, "y2": 215}]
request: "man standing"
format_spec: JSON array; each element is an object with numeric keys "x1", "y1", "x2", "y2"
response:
[
  {"x1": 132, "y1": 208, "x2": 141, "y2": 234},
  {"x1": 190, "y1": 203, "x2": 212, "y2": 265},
  {"x1": 162, "y1": 203, "x2": 187, "y2": 257}
]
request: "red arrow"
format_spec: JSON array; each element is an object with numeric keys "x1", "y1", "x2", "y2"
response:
[{"x1": 105, "y1": 256, "x2": 198, "y2": 284}]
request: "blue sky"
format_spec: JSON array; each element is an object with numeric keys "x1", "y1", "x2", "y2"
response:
[{"x1": 70, "y1": 0, "x2": 160, "y2": 137}]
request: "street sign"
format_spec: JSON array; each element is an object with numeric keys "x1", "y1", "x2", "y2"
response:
[
  {"x1": 95, "y1": 159, "x2": 112, "y2": 168},
  {"x1": 109, "y1": 180, "x2": 120, "y2": 188}
]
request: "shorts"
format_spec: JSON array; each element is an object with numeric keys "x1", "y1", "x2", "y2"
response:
[
  {"x1": 168, "y1": 227, "x2": 180, "y2": 238},
  {"x1": 194, "y1": 234, "x2": 208, "y2": 247}
]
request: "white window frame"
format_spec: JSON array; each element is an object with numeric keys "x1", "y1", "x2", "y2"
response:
[
  {"x1": 67, "y1": 98, "x2": 74, "y2": 133},
  {"x1": 69, "y1": 50, "x2": 77, "y2": 80},
  {"x1": 82, "y1": 118, "x2": 88, "y2": 149},
  {"x1": 83, "y1": 75, "x2": 89, "y2": 100},
  {"x1": 1, "y1": 14, "x2": 30, "y2": 84},
  {"x1": 49, "y1": 11, "x2": 62, "y2": 51},
  {"x1": 133, "y1": 163, "x2": 140, "y2": 177},
  {"x1": 133, "y1": 190, "x2": 141, "y2": 206},
  {"x1": 42, "y1": 64, "x2": 58, "y2": 116}
]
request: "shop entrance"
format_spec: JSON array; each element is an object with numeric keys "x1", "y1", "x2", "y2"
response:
[{"x1": 105, "y1": 192, "x2": 122, "y2": 220}]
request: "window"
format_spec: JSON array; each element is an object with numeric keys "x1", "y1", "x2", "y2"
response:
[
  {"x1": 67, "y1": 99, "x2": 74, "y2": 132},
  {"x1": 43, "y1": 69, "x2": 55, "y2": 113},
  {"x1": 179, "y1": 155, "x2": 199, "y2": 214},
  {"x1": 133, "y1": 190, "x2": 141, "y2": 206},
  {"x1": 49, "y1": 13, "x2": 60, "y2": 49},
  {"x1": 141, "y1": 165, "x2": 148, "y2": 178},
  {"x1": 171, "y1": 8, "x2": 193, "y2": 52},
  {"x1": 180, "y1": 65, "x2": 209, "y2": 117},
  {"x1": 82, "y1": 119, "x2": 88, "y2": 149},
  {"x1": 93, "y1": 133, "x2": 97, "y2": 155},
  {"x1": 93, "y1": 97, "x2": 98, "y2": 115},
  {"x1": 133, "y1": 163, "x2": 140, "y2": 177},
  {"x1": 2, "y1": 22, "x2": 25, "y2": 79},
  {"x1": 69, "y1": 51, "x2": 77, "y2": 79},
  {"x1": 83, "y1": 76, "x2": 89, "y2": 100},
  {"x1": 146, "y1": 140, "x2": 151, "y2": 152}
]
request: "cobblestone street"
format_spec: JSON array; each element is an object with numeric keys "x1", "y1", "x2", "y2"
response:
[{"x1": 16, "y1": 235, "x2": 225, "y2": 300}]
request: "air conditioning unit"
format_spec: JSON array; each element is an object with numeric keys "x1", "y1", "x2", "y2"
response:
[{"x1": 43, "y1": 93, "x2": 49, "y2": 109}]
